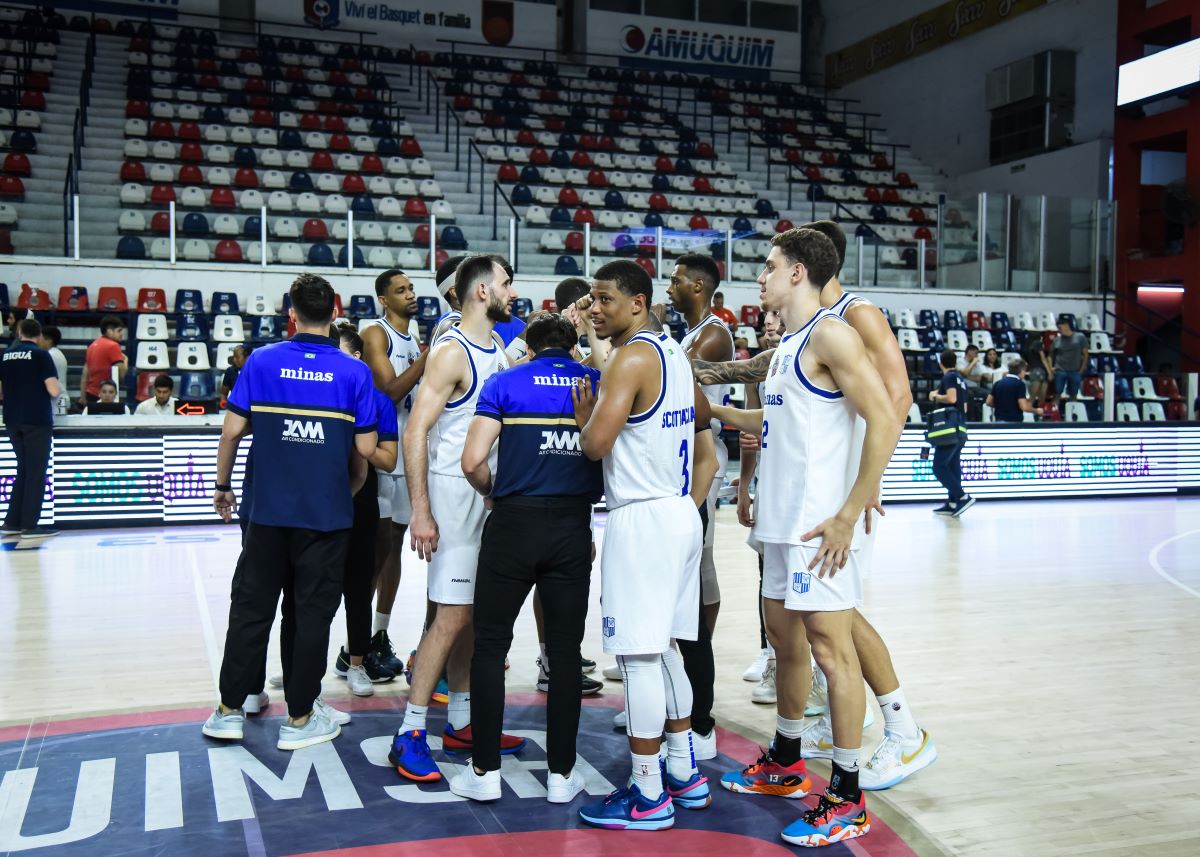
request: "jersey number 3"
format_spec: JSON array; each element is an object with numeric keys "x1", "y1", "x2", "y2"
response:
[{"x1": 678, "y1": 438, "x2": 690, "y2": 496}]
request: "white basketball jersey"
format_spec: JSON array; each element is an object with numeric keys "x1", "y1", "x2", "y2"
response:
[
  {"x1": 604, "y1": 330, "x2": 697, "y2": 510},
  {"x1": 752, "y1": 308, "x2": 865, "y2": 548},
  {"x1": 680, "y1": 313, "x2": 733, "y2": 435},
  {"x1": 431, "y1": 310, "x2": 463, "y2": 346},
  {"x1": 829, "y1": 290, "x2": 870, "y2": 320},
  {"x1": 428, "y1": 326, "x2": 508, "y2": 477},
  {"x1": 361, "y1": 316, "x2": 421, "y2": 475}
]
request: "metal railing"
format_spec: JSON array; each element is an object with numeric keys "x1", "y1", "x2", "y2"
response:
[{"x1": 492, "y1": 182, "x2": 520, "y2": 270}]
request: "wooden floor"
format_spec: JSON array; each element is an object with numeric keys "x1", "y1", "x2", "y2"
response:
[{"x1": 2, "y1": 496, "x2": 1199, "y2": 856}]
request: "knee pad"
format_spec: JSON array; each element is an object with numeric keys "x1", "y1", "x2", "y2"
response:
[{"x1": 617, "y1": 653, "x2": 667, "y2": 739}]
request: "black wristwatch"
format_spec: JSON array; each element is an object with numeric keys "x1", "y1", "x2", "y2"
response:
[{"x1": 214, "y1": 482, "x2": 232, "y2": 492}]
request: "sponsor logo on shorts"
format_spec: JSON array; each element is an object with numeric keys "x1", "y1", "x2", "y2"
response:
[
  {"x1": 791, "y1": 571, "x2": 812, "y2": 595},
  {"x1": 602, "y1": 617, "x2": 615, "y2": 637},
  {"x1": 451, "y1": 578, "x2": 471, "y2": 584}
]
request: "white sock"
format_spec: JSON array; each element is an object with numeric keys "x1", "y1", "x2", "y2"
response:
[
  {"x1": 373, "y1": 612, "x2": 390, "y2": 635},
  {"x1": 776, "y1": 715, "x2": 805, "y2": 739},
  {"x1": 398, "y1": 703, "x2": 427, "y2": 734},
  {"x1": 876, "y1": 687, "x2": 920, "y2": 741},
  {"x1": 832, "y1": 745, "x2": 861, "y2": 772},
  {"x1": 664, "y1": 729, "x2": 697, "y2": 780},
  {"x1": 631, "y1": 751, "x2": 663, "y2": 800},
  {"x1": 447, "y1": 691, "x2": 471, "y2": 730}
]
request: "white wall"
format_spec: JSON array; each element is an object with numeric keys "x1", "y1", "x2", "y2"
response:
[
  {"x1": 953, "y1": 138, "x2": 1111, "y2": 199},
  {"x1": 819, "y1": 0, "x2": 1117, "y2": 197}
]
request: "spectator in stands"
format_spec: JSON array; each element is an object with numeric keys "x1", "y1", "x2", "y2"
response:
[
  {"x1": 85, "y1": 380, "x2": 128, "y2": 415},
  {"x1": 135, "y1": 375, "x2": 178, "y2": 418},
  {"x1": 734, "y1": 336, "x2": 751, "y2": 361},
  {"x1": 711, "y1": 290, "x2": 738, "y2": 330},
  {"x1": 37, "y1": 325, "x2": 70, "y2": 415},
  {"x1": 80, "y1": 315, "x2": 128, "y2": 409},
  {"x1": 1051, "y1": 315, "x2": 1088, "y2": 401},
  {"x1": 0, "y1": 317, "x2": 60, "y2": 539},
  {"x1": 957, "y1": 344, "x2": 985, "y2": 389},
  {"x1": 4, "y1": 309, "x2": 28, "y2": 345},
  {"x1": 1021, "y1": 331, "x2": 1051, "y2": 404},
  {"x1": 986, "y1": 359, "x2": 1043, "y2": 423},
  {"x1": 979, "y1": 348, "x2": 1004, "y2": 390},
  {"x1": 929, "y1": 348, "x2": 973, "y2": 517},
  {"x1": 221, "y1": 345, "x2": 248, "y2": 401},
  {"x1": 758, "y1": 309, "x2": 784, "y2": 351}
]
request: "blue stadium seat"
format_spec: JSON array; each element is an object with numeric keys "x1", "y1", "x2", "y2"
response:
[
  {"x1": 177, "y1": 313, "x2": 209, "y2": 341},
  {"x1": 242, "y1": 215, "x2": 262, "y2": 239},
  {"x1": 990, "y1": 312, "x2": 1011, "y2": 331},
  {"x1": 944, "y1": 310, "x2": 966, "y2": 330},
  {"x1": 1114, "y1": 377, "x2": 1133, "y2": 401},
  {"x1": 9, "y1": 131, "x2": 36, "y2": 153},
  {"x1": 638, "y1": 139, "x2": 657, "y2": 155},
  {"x1": 351, "y1": 195, "x2": 375, "y2": 219},
  {"x1": 308, "y1": 243, "x2": 336, "y2": 266},
  {"x1": 614, "y1": 234, "x2": 637, "y2": 256},
  {"x1": 995, "y1": 330, "x2": 1018, "y2": 351},
  {"x1": 806, "y1": 184, "x2": 825, "y2": 202},
  {"x1": 441, "y1": 226, "x2": 467, "y2": 249},
  {"x1": 203, "y1": 105, "x2": 225, "y2": 123},
  {"x1": 922, "y1": 351, "x2": 942, "y2": 373},
  {"x1": 175, "y1": 289, "x2": 203, "y2": 313},
  {"x1": 919, "y1": 329, "x2": 944, "y2": 350},
  {"x1": 289, "y1": 171, "x2": 314, "y2": 192},
  {"x1": 512, "y1": 297, "x2": 533, "y2": 318},
  {"x1": 755, "y1": 198, "x2": 774, "y2": 216},
  {"x1": 919, "y1": 309, "x2": 940, "y2": 329},
  {"x1": 869, "y1": 203, "x2": 888, "y2": 223},
  {"x1": 554, "y1": 255, "x2": 581, "y2": 275},
  {"x1": 370, "y1": 118, "x2": 391, "y2": 136},
  {"x1": 377, "y1": 137, "x2": 400, "y2": 157},
  {"x1": 511, "y1": 184, "x2": 533, "y2": 205},
  {"x1": 117, "y1": 236, "x2": 146, "y2": 259},
  {"x1": 733, "y1": 217, "x2": 753, "y2": 233},
  {"x1": 651, "y1": 173, "x2": 670, "y2": 191},
  {"x1": 281, "y1": 129, "x2": 303, "y2": 149},
  {"x1": 416, "y1": 296, "x2": 441, "y2": 320},
  {"x1": 211, "y1": 291, "x2": 239, "y2": 315},
  {"x1": 549, "y1": 206, "x2": 572, "y2": 225},
  {"x1": 253, "y1": 316, "x2": 282, "y2": 342},
  {"x1": 519, "y1": 165, "x2": 541, "y2": 184},
  {"x1": 674, "y1": 158, "x2": 693, "y2": 175},
  {"x1": 558, "y1": 134, "x2": 577, "y2": 149},
  {"x1": 179, "y1": 371, "x2": 216, "y2": 399},
  {"x1": 1120, "y1": 355, "x2": 1144, "y2": 374},
  {"x1": 643, "y1": 212, "x2": 663, "y2": 228},
  {"x1": 182, "y1": 213, "x2": 209, "y2": 236},
  {"x1": 1085, "y1": 400, "x2": 1103, "y2": 421},
  {"x1": 338, "y1": 245, "x2": 366, "y2": 267},
  {"x1": 234, "y1": 147, "x2": 256, "y2": 167},
  {"x1": 348, "y1": 295, "x2": 375, "y2": 318},
  {"x1": 550, "y1": 149, "x2": 571, "y2": 168},
  {"x1": 0, "y1": 283, "x2": 8, "y2": 309},
  {"x1": 604, "y1": 190, "x2": 624, "y2": 209},
  {"x1": 1098, "y1": 355, "x2": 1121, "y2": 374}
]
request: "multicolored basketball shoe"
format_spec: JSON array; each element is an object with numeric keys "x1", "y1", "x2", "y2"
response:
[
  {"x1": 441, "y1": 723, "x2": 527, "y2": 755},
  {"x1": 578, "y1": 784, "x2": 675, "y2": 831},
  {"x1": 780, "y1": 791, "x2": 870, "y2": 847},
  {"x1": 662, "y1": 763, "x2": 711, "y2": 809},
  {"x1": 432, "y1": 677, "x2": 449, "y2": 704},
  {"x1": 720, "y1": 748, "x2": 813, "y2": 798},
  {"x1": 388, "y1": 729, "x2": 441, "y2": 782}
]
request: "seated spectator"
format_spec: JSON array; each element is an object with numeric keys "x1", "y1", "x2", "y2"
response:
[
  {"x1": 135, "y1": 374, "x2": 178, "y2": 417},
  {"x1": 711, "y1": 290, "x2": 738, "y2": 329},
  {"x1": 734, "y1": 336, "x2": 750, "y2": 361},
  {"x1": 957, "y1": 344, "x2": 985, "y2": 388},
  {"x1": 986, "y1": 359, "x2": 1042, "y2": 423},
  {"x1": 220, "y1": 344, "x2": 248, "y2": 402},
  {"x1": 85, "y1": 380, "x2": 128, "y2": 415},
  {"x1": 37, "y1": 324, "x2": 70, "y2": 415},
  {"x1": 979, "y1": 347, "x2": 1005, "y2": 390}
]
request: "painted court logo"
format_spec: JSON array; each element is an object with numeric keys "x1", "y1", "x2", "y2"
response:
[{"x1": 792, "y1": 571, "x2": 812, "y2": 595}]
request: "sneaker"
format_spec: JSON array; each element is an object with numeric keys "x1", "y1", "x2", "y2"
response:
[
  {"x1": 578, "y1": 784, "x2": 674, "y2": 831},
  {"x1": 804, "y1": 668, "x2": 827, "y2": 716},
  {"x1": 693, "y1": 727, "x2": 717, "y2": 761},
  {"x1": 20, "y1": 526, "x2": 58, "y2": 540},
  {"x1": 442, "y1": 722, "x2": 527, "y2": 756},
  {"x1": 743, "y1": 648, "x2": 772, "y2": 682},
  {"x1": 602, "y1": 663, "x2": 623, "y2": 681},
  {"x1": 799, "y1": 716, "x2": 834, "y2": 761},
  {"x1": 663, "y1": 763, "x2": 711, "y2": 810},
  {"x1": 752, "y1": 660, "x2": 777, "y2": 704},
  {"x1": 932, "y1": 503, "x2": 955, "y2": 516},
  {"x1": 242, "y1": 691, "x2": 270, "y2": 715},
  {"x1": 780, "y1": 790, "x2": 870, "y2": 847},
  {"x1": 369, "y1": 630, "x2": 405, "y2": 675},
  {"x1": 201, "y1": 706, "x2": 244, "y2": 740},
  {"x1": 720, "y1": 748, "x2": 812, "y2": 798},
  {"x1": 389, "y1": 729, "x2": 441, "y2": 782},
  {"x1": 268, "y1": 672, "x2": 284, "y2": 689},
  {"x1": 432, "y1": 677, "x2": 449, "y2": 704},
  {"x1": 1, "y1": 525, "x2": 22, "y2": 536},
  {"x1": 547, "y1": 768, "x2": 587, "y2": 804},
  {"x1": 951, "y1": 495, "x2": 976, "y2": 517},
  {"x1": 277, "y1": 712, "x2": 340, "y2": 751},
  {"x1": 535, "y1": 658, "x2": 602, "y2": 696},
  {"x1": 613, "y1": 709, "x2": 627, "y2": 731},
  {"x1": 860, "y1": 729, "x2": 938, "y2": 791},
  {"x1": 448, "y1": 762, "x2": 501, "y2": 801},
  {"x1": 581, "y1": 656, "x2": 597, "y2": 674},
  {"x1": 314, "y1": 697, "x2": 351, "y2": 726},
  {"x1": 345, "y1": 664, "x2": 375, "y2": 697},
  {"x1": 404, "y1": 649, "x2": 415, "y2": 685}
]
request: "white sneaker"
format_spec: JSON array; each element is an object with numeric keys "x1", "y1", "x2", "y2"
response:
[
  {"x1": 277, "y1": 713, "x2": 340, "y2": 751},
  {"x1": 201, "y1": 706, "x2": 244, "y2": 740},
  {"x1": 693, "y1": 728, "x2": 717, "y2": 761},
  {"x1": 860, "y1": 729, "x2": 938, "y2": 790},
  {"x1": 743, "y1": 648, "x2": 772, "y2": 682},
  {"x1": 547, "y1": 768, "x2": 587, "y2": 803},
  {"x1": 613, "y1": 709, "x2": 627, "y2": 730},
  {"x1": 242, "y1": 692, "x2": 270, "y2": 715},
  {"x1": 268, "y1": 672, "x2": 284, "y2": 689},
  {"x1": 314, "y1": 697, "x2": 351, "y2": 726},
  {"x1": 345, "y1": 665, "x2": 375, "y2": 697},
  {"x1": 800, "y1": 716, "x2": 834, "y2": 760},
  {"x1": 804, "y1": 667, "x2": 828, "y2": 716},
  {"x1": 602, "y1": 663, "x2": 623, "y2": 681},
  {"x1": 449, "y1": 762, "x2": 501, "y2": 801},
  {"x1": 751, "y1": 660, "x2": 776, "y2": 704}
]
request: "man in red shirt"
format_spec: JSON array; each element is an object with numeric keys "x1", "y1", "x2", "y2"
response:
[
  {"x1": 711, "y1": 291, "x2": 739, "y2": 330},
  {"x1": 79, "y1": 315, "x2": 128, "y2": 407}
]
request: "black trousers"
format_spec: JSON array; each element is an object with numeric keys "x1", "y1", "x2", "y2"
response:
[
  {"x1": 932, "y1": 439, "x2": 966, "y2": 502},
  {"x1": 344, "y1": 468, "x2": 379, "y2": 657},
  {"x1": 4, "y1": 423, "x2": 51, "y2": 530},
  {"x1": 219, "y1": 522, "x2": 350, "y2": 718},
  {"x1": 677, "y1": 501, "x2": 715, "y2": 736},
  {"x1": 471, "y1": 496, "x2": 592, "y2": 774},
  {"x1": 757, "y1": 552, "x2": 767, "y2": 650}
]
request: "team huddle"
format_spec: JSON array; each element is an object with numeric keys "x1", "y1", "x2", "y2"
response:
[{"x1": 204, "y1": 221, "x2": 937, "y2": 848}]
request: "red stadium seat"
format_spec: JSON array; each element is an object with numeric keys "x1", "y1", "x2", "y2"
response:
[
  {"x1": 57, "y1": 286, "x2": 89, "y2": 311},
  {"x1": 696, "y1": 143, "x2": 716, "y2": 159},
  {"x1": 126, "y1": 100, "x2": 149, "y2": 118},
  {"x1": 179, "y1": 164, "x2": 204, "y2": 184},
  {"x1": 1081, "y1": 376, "x2": 1104, "y2": 399},
  {"x1": 235, "y1": 168, "x2": 259, "y2": 188},
  {"x1": 180, "y1": 143, "x2": 204, "y2": 162},
  {"x1": 178, "y1": 122, "x2": 201, "y2": 141},
  {"x1": 542, "y1": 298, "x2": 556, "y2": 311},
  {"x1": 400, "y1": 138, "x2": 423, "y2": 157},
  {"x1": 311, "y1": 151, "x2": 334, "y2": 170},
  {"x1": 150, "y1": 120, "x2": 174, "y2": 139},
  {"x1": 210, "y1": 187, "x2": 236, "y2": 209},
  {"x1": 775, "y1": 219, "x2": 794, "y2": 233},
  {"x1": 150, "y1": 184, "x2": 176, "y2": 203},
  {"x1": 692, "y1": 176, "x2": 712, "y2": 193},
  {"x1": 689, "y1": 214, "x2": 709, "y2": 230},
  {"x1": 303, "y1": 218, "x2": 329, "y2": 240},
  {"x1": 252, "y1": 110, "x2": 274, "y2": 127},
  {"x1": 497, "y1": 163, "x2": 519, "y2": 182},
  {"x1": 342, "y1": 173, "x2": 365, "y2": 193},
  {"x1": 323, "y1": 115, "x2": 346, "y2": 132},
  {"x1": 872, "y1": 153, "x2": 890, "y2": 169},
  {"x1": 361, "y1": 154, "x2": 383, "y2": 174},
  {"x1": 820, "y1": 151, "x2": 837, "y2": 166},
  {"x1": 136, "y1": 372, "x2": 156, "y2": 402},
  {"x1": 635, "y1": 257, "x2": 657, "y2": 277},
  {"x1": 648, "y1": 192, "x2": 669, "y2": 211},
  {"x1": 865, "y1": 187, "x2": 882, "y2": 202},
  {"x1": 564, "y1": 231, "x2": 584, "y2": 253},
  {"x1": 966, "y1": 311, "x2": 988, "y2": 330},
  {"x1": 0, "y1": 176, "x2": 25, "y2": 200},
  {"x1": 150, "y1": 212, "x2": 170, "y2": 234},
  {"x1": 655, "y1": 156, "x2": 674, "y2": 173},
  {"x1": 587, "y1": 168, "x2": 607, "y2": 187},
  {"x1": 300, "y1": 113, "x2": 322, "y2": 130},
  {"x1": 426, "y1": 249, "x2": 449, "y2": 268},
  {"x1": 330, "y1": 134, "x2": 352, "y2": 152},
  {"x1": 97, "y1": 286, "x2": 129, "y2": 312},
  {"x1": 579, "y1": 134, "x2": 597, "y2": 150},
  {"x1": 529, "y1": 146, "x2": 549, "y2": 166},
  {"x1": 1040, "y1": 400, "x2": 1061, "y2": 422},
  {"x1": 559, "y1": 186, "x2": 580, "y2": 206},
  {"x1": 915, "y1": 226, "x2": 933, "y2": 241},
  {"x1": 1156, "y1": 375, "x2": 1183, "y2": 401},
  {"x1": 120, "y1": 160, "x2": 146, "y2": 182},
  {"x1": 1167, "y1": 401, "x2": 1187, "y2": 420},
  {"x1": 19, "y1": 91, "x2": 46, "y2": 111},
  {"x1": 908, "y1": 207, "x2": 927, "y2": 224},
  {"x1": 4, "y1": 153, "x2": 32, "y2": 177},
  {"x1": 405, "y1": 197, "x2": 428, "y2": 218},
  {"x1": 883, "y1": 188, "x2": 901, "y2": 204},
  {"x1": 805, "y1": 166, "x2": 822, "y2": 182},
  {"x1": 571, "y1": 150, "x2": 592, "y2": 168},
  {"x1": 413, "y1": 224, "x2": 431, "y2": 246},
  {"x1": 137, "y1": 288, "x2": 167, "y2": 312},
  {"x1": 17, "y1": 285, "x2": 52, "y2": 311},
  {"x1": 573, "y1": 207, "x2": 595, "y2": 225},
  {"x1": 785, "y1": 148, "x2": 801, "y2": 163},
  {"x1": 897, "y1": 171, "x2": 914, "y2": 188},
  {"x1": 215, "y1": 240, "x2": 243, "y2": 262},
  {"x1": 517, "y1": 129, "x2": 536, "y2": 146},
  {"x1": 741, "y1": 305, "x2": 761, "y2": 327},
  {"x1": 453, "y1": 95, "x2": 472, "y2": 111}
]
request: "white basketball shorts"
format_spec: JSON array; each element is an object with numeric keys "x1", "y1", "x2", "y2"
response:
[
  {"x1": 600, "y1": 494, "x2": 702, "y2": 655},
  {"x1": 760, "y1": 541, "x2": 863, "y2": 612},
  {"x1": 376, "y1": 473, "x2": 412, "y2": 526},
  {"x1": 699, "y1": 439, "x2": 727, "y2": 606},
  {"x1": 427, "y1": 472, "x2": 488, "y2": 605}
]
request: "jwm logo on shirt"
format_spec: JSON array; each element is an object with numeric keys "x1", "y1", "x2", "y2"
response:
[
  {"x1": 281, "y1": 419, "x2": 325, "y2": 444},
  {"x1": 538, "y1": 430, "x2": 581, "y2": 454}
]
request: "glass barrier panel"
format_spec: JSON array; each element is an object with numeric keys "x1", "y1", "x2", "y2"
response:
[
  {"x1": 982, "y1": 192, "x2": 1008, "y2": 291},
  {"x1": 937, "y1": 194, "x2": 980, "y2": 290},
  {"x1": 1009, "y1": 195, "x2": 1043, "y2": 292}
]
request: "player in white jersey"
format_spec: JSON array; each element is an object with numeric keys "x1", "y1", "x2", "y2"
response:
[
  {"x1": 391, "y1": 254, "x2": 525, "y2": 782},
  {"x1": 709, "y1": 229, "x2": 896, "y2": 848},
  {"x1": 360, "y1": 269, "x2": 427, "y2": 678},
  {"x1": 571, "y1": 260, "x2": 711, "y2": 831}
]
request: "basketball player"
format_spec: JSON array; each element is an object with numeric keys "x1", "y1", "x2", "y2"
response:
[
  {"x1": 572, "y1": 260, "x2": 711, "y2": 831},
  {"x1": 711, "y1": 228, "x2": 895, "y2": 846},
  {"x1": 431, "y1": 255, "x2": 530, "y2": 363},
  {"x1": 390, "y1": 254, "x2": 525, "y2": 782},
  {"x1": 694, "y1": 221, "x2": 936, "y2": 791},
  {"x1": 360, "y1": 269, "x2": 427, "y2": 680}
]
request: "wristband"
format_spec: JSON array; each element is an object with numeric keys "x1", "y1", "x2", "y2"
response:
[{"x1": 214, "y1": 482, "x2": 232, "y2": 492}]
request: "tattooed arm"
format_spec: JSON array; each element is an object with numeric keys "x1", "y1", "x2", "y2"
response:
[{"x1": 691, "y1": 348, "x2": 776, "y2": 385}]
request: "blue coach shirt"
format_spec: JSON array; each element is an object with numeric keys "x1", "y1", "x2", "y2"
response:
[
  {"x1": 990, "y1": 375, "x2": 1026, "y2": 422},
  {"x1": 475, "y1": 347, "x2": 603, "y2": 501},
  {"x1": 228, "y1": 333, "x2": 378, "y2": 531},
  {"x1": 492, "y1": 315, "x2": 526, "y2": 347}
]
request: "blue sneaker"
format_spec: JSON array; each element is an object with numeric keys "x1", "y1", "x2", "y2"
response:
[
  {"x1": 388, "y1": 729, "x2": 441, "y2": 782},
  {"x1": 780, "y1": 791, "x2": 870, "y2": 847},
  {"x1": 663, "y1": 764, "x2": 711, "y2": 810},
  {"x1": 579, "y1": 784, "x2": 674, "y2": 831}
]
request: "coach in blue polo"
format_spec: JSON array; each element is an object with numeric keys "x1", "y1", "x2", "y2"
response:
[
  {"x1": 203, "y1": 273, "x2": 379, "y2": 752},
  {"x1": 450, "y1": 313, "x2": 602, "y2": 803}
]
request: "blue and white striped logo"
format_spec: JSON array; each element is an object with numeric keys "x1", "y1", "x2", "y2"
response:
[
  {"x1": 792, "y1": 571, "x2": 812, "y2": 595},
  {"x1": 602, "y1": 617, "x2": 616, "y2": 637}
]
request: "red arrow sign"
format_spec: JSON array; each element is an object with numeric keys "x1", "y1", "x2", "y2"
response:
[{"x1": 176, "y1": 403, "x2": 205, "y2": 416}]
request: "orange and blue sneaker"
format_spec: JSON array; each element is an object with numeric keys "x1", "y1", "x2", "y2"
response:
[
  {"x1": 781, "y1": 790, "x2": 870, "y2": 847},
  {"x1": 389, "y1": 729, "x2": 441, "y2": 782},
  {"x1": 578, "y1": 783, "x2": 675, "y2": 831},
  {"x1": 432, "y1": 677, "x2": 449, "y2": 704},
  {"x1": 720, "y1": 748, "x2": 813, "y2": 798},
  {"x1": 662, "y1": 763, "x2": 711, "y2": 809},
  {"x1": 441, "y1": 723, "x2": 527, "y2": 755}
]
